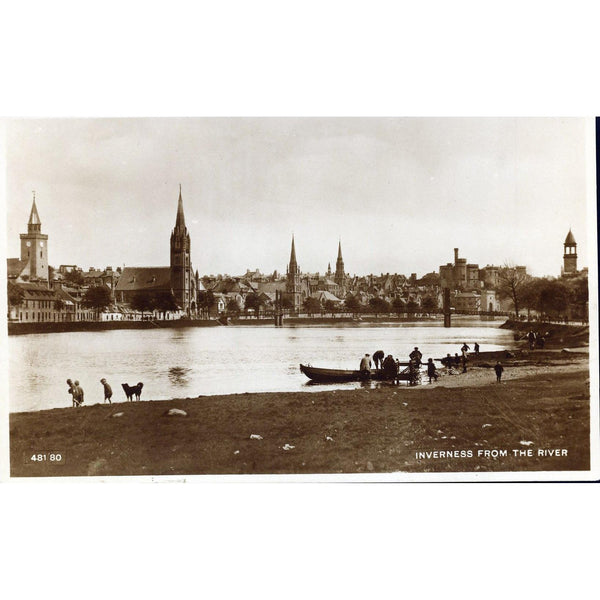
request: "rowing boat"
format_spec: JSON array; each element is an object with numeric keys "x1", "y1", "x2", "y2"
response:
[{"x1": 299, "y1": 364, "x2": 416, "y2": 383}]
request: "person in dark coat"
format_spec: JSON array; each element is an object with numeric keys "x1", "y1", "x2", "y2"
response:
[
  {"x1": 527, "y1": 330, "x2": 536, "y2": 350},
  {"x1": 494, "y1": 361, "x2": 504, "y2": 383},
  {"x1": 373, "y1": 350, "x2": 385, "y2": 370},
  {"x1": 382, "y1": 354, "x2": 398, "y2": 381},
  {"x1": 474, "y1": 342, "x2": 480, "y2": 356},
  {"x1": 409, "y1": 347, "x2": 423, "y2": 367},
  {"x1": 426, "y1": 358, "x2": 438, "y2": 383}
]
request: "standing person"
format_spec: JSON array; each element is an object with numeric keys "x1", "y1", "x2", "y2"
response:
[
  {"x1": 426, "y1": 358, "x2": 438, "y2": 383},
  {"x1": 373, "y1": 350, "x2": 385, "y2": 370},
  {"x1": 461, "y1": 343, "x2": 470, "y2": 354},
  {"x1": 67, "y1": 379, "x2": 77, "y2": 407},
  {"x1": 100, "y1": 378, "x2": 113, "y2": 404},
  {"x1": 461, "y1": 353, "x2": 467, "y2": 373},
  {"x1": 527, "y1": 330, "x2": 536, "y2": 350},
  {"x1": 474, "y1": 342, "x2": 480, "y2": 356},
  {"x1": 494, "y1": 361, "x2": 504, "y2": 383},
  {"x1": 73, "y1": 380, "x2": 84, "y2": 407},
  {"x1": 409, "y1": 347, "x2": 422, "y2": 367},
  {"x1": 408, "y1": 359, "x2": 419, "y2": 386},
  {"x1": 359, "y1": 353, "x2": 372, "y2": 380}
]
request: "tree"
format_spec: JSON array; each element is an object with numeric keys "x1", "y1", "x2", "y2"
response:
[
  {"x1": 48, "y1": 265, "x2": 55, "y2": 281},
  {"x1": 281, "y1": 296, "x2": 294, "y2": 311},
  {"x1": 391, "y1": 297, "x2": 406, "y2": 317},
  {"x1": 344, "y1": 294, "x2": 361, "y2": 317},
  {"x1": 53, "y1": 298, "x2": 65, "y2": 312},
  {"x1": 131, "y1": 291, "x2": 155, "y2": 320},
  {"x1": 369, "y1": 296, "x2": 390, "y2": 316},
  {"x1": 303, "y1": 297, "x2": 321, "y2": 316},
  {"x1": 226, "y1": 298, "x2": 241, "y2": 316},
  {"x1": 198, "y1": 290, "x2": 216, "y2": 317},
  {"x1": 421, "y1": 296, "x2": 438, "y2": 314},
  {"x1": 497, "y1": 264, "x2": 529, "y2": 318},
  {"x1": 323, "y1": 299, "x2": 338, "y2": 317},
  {"x1": 152, "y1": 291, "x2": 178, "y2": 318},
  {"x1": 82, "y1": 285, "x2": 112, "y2": 320},
  {"x1": 244, "y1": 292, "x2": 263, "y2": 319},
  {"x1": 64, "y1": 269, "x2": 84, "y2": 286},
  {"x1": 406, "y1": 300, "x2": 419, "y2": 316}
]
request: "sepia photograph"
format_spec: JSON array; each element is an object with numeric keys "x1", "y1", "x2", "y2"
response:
[{"x1": 3, "y1": 117, "x2": 598, "y2": 480}]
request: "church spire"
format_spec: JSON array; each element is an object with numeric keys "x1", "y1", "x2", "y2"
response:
[
  {"x1": 289, "y1": 235, "x2": 298, "y2": 273},
  {"x1": 175, "y1": 184, "x2": 186, "y2": 230},
  {"x1": 28, "y1": 191, "x2": 41, "y2": 233},
  {"x1": 337, "y1": 239, "x2": 343, "y2": 261}
]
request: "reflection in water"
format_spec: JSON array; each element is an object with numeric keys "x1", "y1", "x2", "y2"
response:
[{"x1": 168, "y1": 366, "x2": 192, "y2": 386}]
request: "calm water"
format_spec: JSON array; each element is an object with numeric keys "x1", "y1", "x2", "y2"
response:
[{"x1": 8, "y1": 321, "x2": 514, "y2": 412}]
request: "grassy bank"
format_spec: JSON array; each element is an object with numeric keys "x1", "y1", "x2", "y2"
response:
[
  {"x1": 500, "y1": 319, "x2": 589, "y2": 348},
  {"x1": 10, "y1": 361, "x2": 590, "y2": 478}
]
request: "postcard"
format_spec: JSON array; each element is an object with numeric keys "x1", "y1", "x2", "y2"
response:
[{"x1": 2, "y1": 117, "x2": 598, "y2": 481}]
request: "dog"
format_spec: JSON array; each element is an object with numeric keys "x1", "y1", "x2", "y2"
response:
[{"x1": 122, "y1": 382, "x2": 144, "y2": 401}]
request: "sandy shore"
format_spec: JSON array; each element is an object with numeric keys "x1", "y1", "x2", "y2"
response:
[{"x1": 9, "y1": 352, "x2": 591, "y2": 478}]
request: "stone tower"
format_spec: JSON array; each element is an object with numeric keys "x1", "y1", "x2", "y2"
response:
[
  {"x1": 170, "y1": 186, "x2": 193, "y2": 314},
  {"x1": 563, "y1": 229, "x2": 577, "y2": 275},
  {"x1": 286, "y1": 235, "x2": 302, "y2": 311},
  {"x1": 334, "y1": 239, "x2": 346, "y2": 294},
  {"x1": 20, "y1": 193, "x2": 49, "y2": 282}
]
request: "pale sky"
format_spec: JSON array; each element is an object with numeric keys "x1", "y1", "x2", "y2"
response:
[{"x1": 5, "y1": 118, "x2": 591, "y2": 278}]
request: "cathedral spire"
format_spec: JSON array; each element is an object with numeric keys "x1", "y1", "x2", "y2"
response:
[
  {"x1": 175, "y1": 184, "x2": 186, "y2": 230},
  {"x1": 337, "y1": 239, "x2": 343, "y2": 261}
]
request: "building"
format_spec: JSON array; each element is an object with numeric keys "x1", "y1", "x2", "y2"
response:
[
  {"x1": 114, "y1": 187, "x2": 202, "y2": 315},
  {"x1": 8, "y1": 194, "x2": 49, "y2": 284},
  {"x1": 562, "y1": 229, "x2": 578, "y2": 276}
]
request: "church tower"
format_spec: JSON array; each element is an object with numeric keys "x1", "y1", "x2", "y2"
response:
[
  {"x1": 334, "y1": 239, "x2": 346, "y2": 294},
  {"x1": 286, "y1": 235, "x2": 302, "y2": 311},
  {"x1": 562, "y1": 229, "x2": 578, "y2": 275},
  {"x1": 170, "y1": 186, "x2": 193, "y2": 313},
  {"x1": 20, "y1": 193, "x2": 49, "y2": 283}
]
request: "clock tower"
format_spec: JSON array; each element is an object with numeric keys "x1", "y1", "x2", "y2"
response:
[{"x1": 19, "y1": 193, "x2": 49, "y2": 282}]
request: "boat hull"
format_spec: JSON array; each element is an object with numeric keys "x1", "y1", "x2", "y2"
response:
[{"x1": 299, "y1": 364, "x2": 412, "y2": 383}]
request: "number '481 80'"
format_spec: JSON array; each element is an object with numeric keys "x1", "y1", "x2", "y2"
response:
[{"x1": 30, "y1": 453, "x2": 62, "y2": 462}]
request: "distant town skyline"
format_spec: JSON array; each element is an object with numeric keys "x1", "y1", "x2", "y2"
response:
[{"x1": 5, "y1": 118, "x2": 592, "y2": 278}]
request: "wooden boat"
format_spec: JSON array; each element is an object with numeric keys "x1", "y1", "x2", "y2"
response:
[{"x1": 299, "y1": 363, "x2": 417, "y2": 383}]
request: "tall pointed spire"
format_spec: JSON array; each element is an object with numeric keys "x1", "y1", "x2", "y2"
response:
[
  {"x1": 175, "y1": 184, "x2": 186, "y2": 230},
  {"x1": 28, "y1": 191, "x2": 41, "y2": 232},
  {"x1": 337, "y1": 239, "x2": 343, "y2": 261},
  {"x1": 289, "y1": 235, "x2": 298, "y2": 270}
]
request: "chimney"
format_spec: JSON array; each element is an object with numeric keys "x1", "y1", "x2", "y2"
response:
[{"x1": 454, "y1": 248, "x2": 459, "y2": 263}]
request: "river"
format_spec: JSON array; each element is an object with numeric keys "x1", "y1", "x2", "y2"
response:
[{"x1": 8, "y1": 320, "x2": 514, "y2": 412}]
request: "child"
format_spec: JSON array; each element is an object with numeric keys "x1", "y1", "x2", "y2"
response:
[
  {"x1": 427, "y1": 358, "x2": 438, "y2": 383},
  {"x1": 494, "y1": 361, "x2": 504, "y2": 383},
  {"x1": 100, "y1": 378, "x2": 113, "y2": 403}
]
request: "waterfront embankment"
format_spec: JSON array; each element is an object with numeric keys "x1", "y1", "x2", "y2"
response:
[{"x1": 10, "y1": 354, "x2": 590, "y2": 477}]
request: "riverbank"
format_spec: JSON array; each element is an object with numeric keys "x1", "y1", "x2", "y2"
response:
[
  {"x1": 500, "y1": 319, "x2": 589, "y2": 348},
  {"x1": 6, "y1": 312, "x2": 498, "y2": 335},
  {"x1": 10, "y1": 355, "x2": 590, "y2": 478},
  {"x1": 7, "y1": 318, "x2": 221, "y2": 335}
]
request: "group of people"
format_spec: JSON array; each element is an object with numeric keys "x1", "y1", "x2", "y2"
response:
[
  {"x1": 67, "y1": 378, "x2": 113, "y2": 407},
  {"x1": 526, "y1": 330, "x2": 546, "y2": 350},
  {"x1": 360, "y1": 346, "x2": 436, "y2": 386}
]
